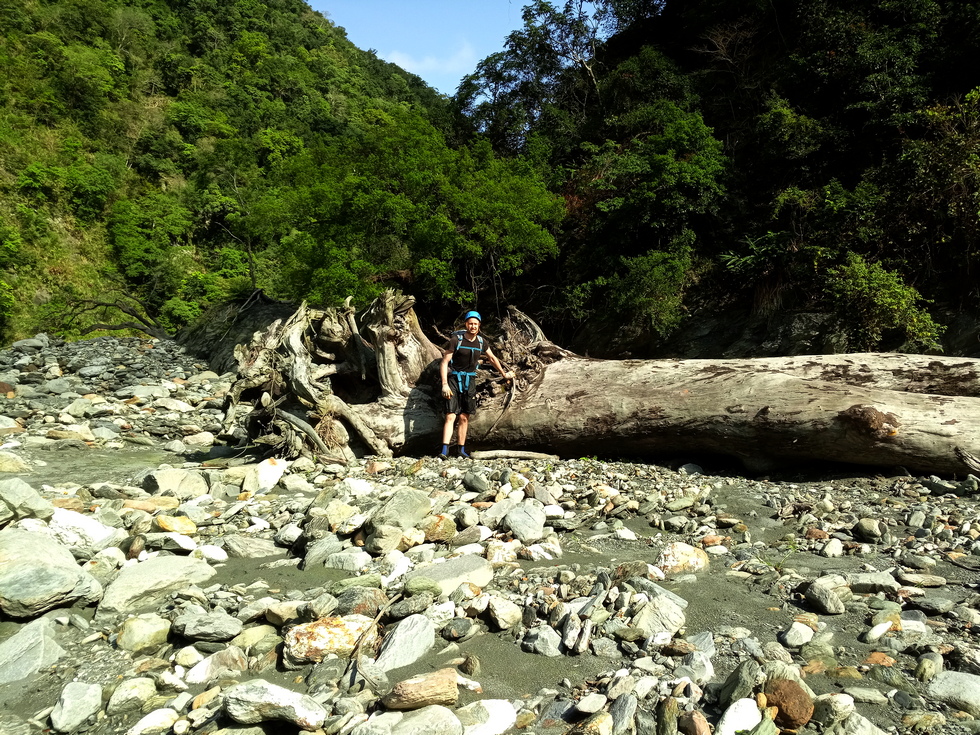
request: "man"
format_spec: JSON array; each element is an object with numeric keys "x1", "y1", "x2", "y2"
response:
[{"x1": 438, "y1": 310, "x2": 514, "y2": 459}]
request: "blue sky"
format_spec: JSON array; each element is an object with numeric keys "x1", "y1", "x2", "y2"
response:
[{"x1": 306, "y1": 1, "x2": 527, "y2": 96}]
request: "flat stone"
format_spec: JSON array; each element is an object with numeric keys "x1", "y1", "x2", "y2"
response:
[
  {"x1": 927, "y1": 671, "x2": 980, "y2": 716},
  {"x1": 51, "y1": 680, "x2": 102, "y2": 733},
  {"x1": 224, "y1": 679, "x2": 327, "y2": 730},
  {"x1": 373, "y1": 488, "x2": 432, "y2": 530},
  {"x1": 391, "y1": 705, "x2": 462, "y2": 735},
  {"x1": 0, "y1": 451, "x2": 30, "y2": 473},
  {"x1": 0, "y1": 617, "x2": 65, "y2": 685},
  {"x1": 376, "y1": 614, "x2": 435, "y2": 672},
  {"x1": 0, "y1": 477, "x2": 54, "y2": 521},
  {"x1": 173, "y1": 610, "x2": 243, "y2": 641},
  {"x1": 403, "y1": 555, "x2": 494, "y2": 598},
  {"x1": 106, "y1": 677, "x2": 157, "y2": 715},
  {"x1": 223, "y1": 535, "x2": 285, "y2": 559},
  {"x1": 503, "y1": 502, "x2": 547, "y2": 544},
  {"x1": 522, "y1": 625, "x2": 563, "y2": 656},
  {"x1": 99, "y1": 555, "x2": 216, "y2": 614}
]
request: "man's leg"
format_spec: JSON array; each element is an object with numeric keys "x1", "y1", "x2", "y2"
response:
[
  {"x1": 439, "y1": 413, "x2": 456, "y2": 458},
  {"x1": 457, "y1": 413, "x2": 471, "y2": 458}
]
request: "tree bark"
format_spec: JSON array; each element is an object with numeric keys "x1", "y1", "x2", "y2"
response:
[{"x1": 223, "y1": 296, "x2": 980, "y2": 475}]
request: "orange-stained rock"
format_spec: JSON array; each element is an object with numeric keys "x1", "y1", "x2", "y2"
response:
[
  {"x1": 677, "y1": 710, "x2": 711, "y2": 735},
  {"x1": 863, "y1": 652, "x2": 897, "y2": 667},
  {"x1": 382, "y1": 668, "x2": 460, "y2": 710},
  {"x1": 153, "y1": 515, "x2": 198, "y2": 534},
  {"x1": 655, "y1": 542, "x2": 710, "y2": 576},
  {"x1": 282, "y1": 615, "x2": 377, "y2": 665},
  {"x1": 51, "y1": 498, "x2": 87, "y2": 511},
  {"x1": 420, "y1": 514, "x2": 457, "y2": 543},
  {"x1": 123, "y1": 497, "x2": 180, "y2": 512},
  {"x1": 764, "y1": 679, "x2": 814, "y2": 729}
]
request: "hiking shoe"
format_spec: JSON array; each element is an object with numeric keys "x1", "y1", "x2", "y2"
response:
[
  {"x1": 436, "y1": 451, "x2": 449, "y2": 461},
  {"x1": 458, "y1": 446, "x2": 472, "y2": 459}
]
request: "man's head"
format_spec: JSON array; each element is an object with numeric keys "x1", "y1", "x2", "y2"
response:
[{"x1": 463, "y1": 310, "x2": 481, "y2": 334}]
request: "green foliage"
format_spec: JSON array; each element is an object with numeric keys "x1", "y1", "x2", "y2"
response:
[
  {"x1": 0, "y1": 0, "x2": 977, "y2": 353},
  {"x1": 825, "y1": 253, "x2": 944, "y2": 351}
]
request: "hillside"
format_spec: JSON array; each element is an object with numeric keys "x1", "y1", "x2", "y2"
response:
[
  {"x1": 1, "y1": 0, "x2": 979, "y2": 358},
  {"x1": 0, "y1": 0, "x2": 560, "y2": 340}
]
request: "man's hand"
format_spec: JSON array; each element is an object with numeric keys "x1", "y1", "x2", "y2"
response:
[{"x1": 441, "y1": 384, "x2": 452, "y2": 400}]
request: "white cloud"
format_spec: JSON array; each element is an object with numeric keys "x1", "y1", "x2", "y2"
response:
[{"x1": 385, "y1": 40, "x2": 478, "y2": 85}]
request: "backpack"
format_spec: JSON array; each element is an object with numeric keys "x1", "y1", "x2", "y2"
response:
[{"x1": 449, "y1": 330, "x2": 484, "y2": 391}]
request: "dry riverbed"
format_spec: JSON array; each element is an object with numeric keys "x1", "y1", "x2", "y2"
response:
[{"x1": 0, "y1": 334, "x2": 979, "y2": 735}]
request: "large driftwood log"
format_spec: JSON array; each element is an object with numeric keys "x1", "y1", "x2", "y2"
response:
[{"x1": 224, "y1": 295, "x2": 980, "y2": 474}]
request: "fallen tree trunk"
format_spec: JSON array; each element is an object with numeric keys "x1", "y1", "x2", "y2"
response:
[{"x1": 224, "y1": 296, "x2": 980, "y2": 475}]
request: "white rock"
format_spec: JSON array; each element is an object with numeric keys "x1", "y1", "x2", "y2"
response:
[{"x1": 715, "y1": 698, "x2": 761, "y2": 735}]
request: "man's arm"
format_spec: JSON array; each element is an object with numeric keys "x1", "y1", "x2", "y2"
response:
[
  {"x1": 439, "y1": 351, "x2": 453, "y2": 399},
  {"x1": 485, "y1": 348, "x2": 515, "y2": 380}
]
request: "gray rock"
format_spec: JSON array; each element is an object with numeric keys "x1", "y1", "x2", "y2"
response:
[
  {"x1": 115, "y1": 384, "x2": 169, "y2": 399},
  {"x1": 390, "y1": 705, "x2": 462, "y2": 735},
  {"x1": 522, "y1": 625, "x2": 563, "y2": 656},
  {"x1": 849, "y1": 572, "x2": 900, "y2": 594},
  {"x1": 609, "y1": 692, "x2": 638, "y2": 735},
  {"x1": 0, "y1": 617, "x2": 65, "y2": 685},
  {"x1": 462, "y1": 471, "x2": 489, "y2": 494},
  {"x1": 376, "y1": 614, "x2": 435, "y2": 672},
  {"x1": 223, "y1": 535, "x2": 285, "y2": 559},
  {"x1": 223, "y1": 679, "x2": 328, "y2": 730},
  {"x1": 631, "y1": 596, "x2": 686, "y2": 638},
  {"x1": 576, "y1": 693, "x2": 607, "y2": 713},
  {"x1": 403, "y1": 555, "x2": 494, "y2": 598},
  {"x1": 719, "y1": 660, "x2": 764, "y2": 707},
  {"x1": 0, "y1": 561, "x2": 102, "y2": 618},
  {"x1": 324, "y1": 548, "x2": 372, "y2": 572},
  {"x1": 373, "y1": 488, "x2": 432, "y2": 530},
  {"x1": 99, "y1": 555, "x2": 216, "y2": 614},
  {"x1": 503, "y1": 502, "x2": 547, "y2": 544},
  {"x1": 186, "y1": 646, "x2": 248, "y2": 685},
  {"x1": 837, "y1": 713, "x2": 889, "y2": 735},
  {"x1": 173, "y1": 611, "x2": 244, "y2": 641},
  {"x1": 480, "y1": 497, "x2": 519, "y2": 530},
  {"x1": 47, "y1": 507, "x2": 126, "y2": 555},
  {"x1": 0, "y1": 528, "x2": 103, "y2": 617},
  {"x1": 42, "y1": 378, "x2": 72, "y2": 394},
  {"x1": 0, "y1": 477, "x2": 54, "y2": 522},
  {"x1": 927, "y1": 671, "x2": 980, "y2": 716},
  {"x1": 51, "y1": 681, "x2": 102, "y2": 733},
  {"x1": 805, "y1": 574, "x2": 849, "y2": 615}
]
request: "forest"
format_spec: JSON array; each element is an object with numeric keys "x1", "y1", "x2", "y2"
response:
[{"x1": 0, "y1": 0, "x2": 978, "y2": 358}]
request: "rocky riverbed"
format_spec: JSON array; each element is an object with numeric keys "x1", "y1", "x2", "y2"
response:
[{"x1": 0, "y1": 334, "x2": 979, "y2": 735}]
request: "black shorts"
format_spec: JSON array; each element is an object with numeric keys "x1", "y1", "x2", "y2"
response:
[{"x1": 446, "y1": 374, "x2": 477, "y2": 415}]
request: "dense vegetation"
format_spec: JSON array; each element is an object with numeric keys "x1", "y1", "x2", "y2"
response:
[{"x1": 1, "y1": 0, "x2": 978, "y2": 355}]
